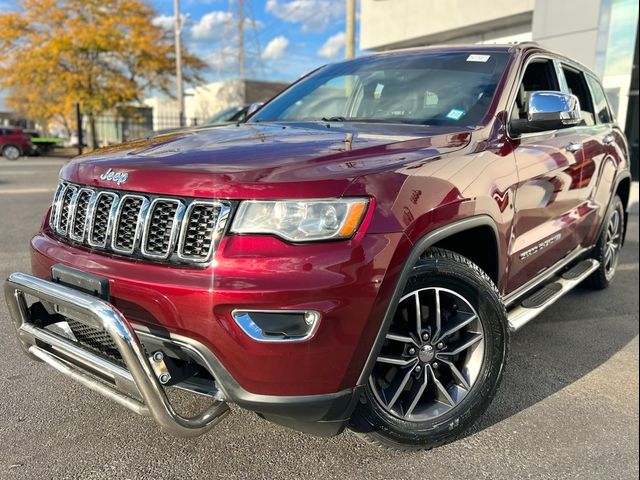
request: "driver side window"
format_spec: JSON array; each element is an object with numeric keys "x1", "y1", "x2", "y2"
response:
[{"x1": 512, "y1": 58, "x2": 560, "y2": 120}]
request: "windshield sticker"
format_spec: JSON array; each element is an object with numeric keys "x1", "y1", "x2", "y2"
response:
[
  {"x1": 446, "y1": 108, "x2": 465, "y2": 120},
  {"x1": 467, "y1": 54, "x2": 491, "y2": 62}
]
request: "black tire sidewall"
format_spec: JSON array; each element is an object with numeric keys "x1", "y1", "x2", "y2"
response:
[
  {"x1": 588, "y1": 196, "x2": 625, "y2": 289},
  {"x1": 351, "y1": 250, "x2": 508, "y2": 449}
]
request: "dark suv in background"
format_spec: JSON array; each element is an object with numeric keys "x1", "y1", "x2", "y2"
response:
[{"x1": 5, "y1": 44, "x2": 630, "y2": 450}]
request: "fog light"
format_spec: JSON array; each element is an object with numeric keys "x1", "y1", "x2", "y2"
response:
[
  {"x1": 304, "y1": 311, "x2": 320, "y2": 326},
  {"x1": 232, "y1": 310, "x2": 321, "y2": 342}
]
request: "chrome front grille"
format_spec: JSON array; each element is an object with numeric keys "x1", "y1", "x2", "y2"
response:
[{"x1": 51, "y1": 182, "x2": 230, "y2": 264}]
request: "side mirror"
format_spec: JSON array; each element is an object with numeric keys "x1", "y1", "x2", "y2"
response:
[
  {"x1": 245, "y1": 102, "x2": 264, "y2": 118},
  {"x1": 511, "y1": 91, "x2": 581, "y2": 135}
]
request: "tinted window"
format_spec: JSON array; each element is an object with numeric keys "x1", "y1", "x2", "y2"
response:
[
  {"x1": 251, "y1": 52, "x2": 510, "y2": 126},
  {"x1": 513, "y1": 59, "x2": 560, "y2": 120},
  {"x1": 562, "y1": 66, "x2": 595, "y2": 126},
  {"x1": 586, "y1": 75, "x2": 613, "y2": 124}
]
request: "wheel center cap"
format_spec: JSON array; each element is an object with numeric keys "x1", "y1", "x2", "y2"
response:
[{"x1": 418, "y1": 345, "x2": 435, "y2": 363}]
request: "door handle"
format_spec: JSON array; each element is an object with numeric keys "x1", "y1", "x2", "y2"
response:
[
  {"x1": 565, "y1": 142, "x2": 582, "y2": 153},
  {"x1": 603, "y1": 133, "x2": 615, "y2": 145}
]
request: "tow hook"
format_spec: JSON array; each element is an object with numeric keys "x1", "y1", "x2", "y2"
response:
[{"x1": 149, "y1": 350, "x2": 199, "y2": 386}]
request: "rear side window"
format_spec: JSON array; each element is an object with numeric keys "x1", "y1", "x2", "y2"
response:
[
  {"x1": 585, "y1": 75, "x2": 613, "y2": 124},
  {"x1": 562, "y1": 66, "x2": 595, "y2": 126}
]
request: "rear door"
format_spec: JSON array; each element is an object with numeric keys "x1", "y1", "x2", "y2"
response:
[
  {"x1": 507, "y1": 56, "x2": 592, "y2": 292},
  {"x1": 580, "y1": 73, "x2": 622, "y2": 245}
]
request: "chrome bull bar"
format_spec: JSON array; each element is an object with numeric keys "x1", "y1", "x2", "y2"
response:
[{"x1": 4, "y1": 272, "x2": 229, "y2": 437}]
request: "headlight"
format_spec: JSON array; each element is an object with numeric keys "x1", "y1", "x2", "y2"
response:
[{"x1": 231, "y1": 198, "x2": 368, "y2": 242}]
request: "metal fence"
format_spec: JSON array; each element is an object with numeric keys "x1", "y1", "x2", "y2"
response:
[{"x1": 88, "y1": 108, "x2": 208, "y2": 147}]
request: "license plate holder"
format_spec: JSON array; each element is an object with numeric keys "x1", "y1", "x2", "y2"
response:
[{"x1": 51, "y1": 264, "x2": 110, "y2": 301}]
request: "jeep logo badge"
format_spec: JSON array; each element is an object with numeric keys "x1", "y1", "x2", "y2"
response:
[{"x1": 99, "y1": 168, "x2": 129, "y2": 185}]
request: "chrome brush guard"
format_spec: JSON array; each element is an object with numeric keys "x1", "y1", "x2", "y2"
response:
[{"x1": 4, "y1": 272, "x2": 229, "y2": 437}]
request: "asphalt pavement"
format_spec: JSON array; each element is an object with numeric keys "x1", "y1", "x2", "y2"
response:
[{"x1": 0, "y1": 157, "x2": 638, "y2": 480}]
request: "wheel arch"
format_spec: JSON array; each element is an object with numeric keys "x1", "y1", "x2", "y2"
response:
[{"x1": 356, "y1": 215, "x2": 501, "y2": 386}]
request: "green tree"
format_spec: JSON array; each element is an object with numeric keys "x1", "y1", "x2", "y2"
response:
[{"x1": 0, "y1": 0, "x2": 206, "y2": 147}]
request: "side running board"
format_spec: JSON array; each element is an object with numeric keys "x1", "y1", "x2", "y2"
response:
[{"x1": 507, "y1": 259, "x2": 600, "y2": 332}]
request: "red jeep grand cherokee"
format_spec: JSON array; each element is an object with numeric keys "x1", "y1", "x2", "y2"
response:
[{"x1": 5, "y1": 44, "x2": 631, "y2": 450}]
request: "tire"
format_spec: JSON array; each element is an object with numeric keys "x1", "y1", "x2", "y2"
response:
[
  {"x1": 349, "y1": 248, "x2": 508, "y2": 450},
  {"x1": 587, "y1": 195, "x2": 625, "y2": 290},
  {"x1": 2, "y1": 144, "x2": 21, "y2": 161}
]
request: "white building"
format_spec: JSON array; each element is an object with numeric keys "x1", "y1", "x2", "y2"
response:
[{"x1": 144, "y1": 79, "x2": 288, "y2": 130}]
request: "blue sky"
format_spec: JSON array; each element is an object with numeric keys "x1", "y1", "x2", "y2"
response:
[
  {"x1": 150, "y1": 0, "x2": 354, "y2": 83},
  {"x1": 0, "y1": 0, "x2": 358, "y2": 108}
]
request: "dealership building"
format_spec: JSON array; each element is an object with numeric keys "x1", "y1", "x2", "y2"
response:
[{"x1": 360, "y1": 0, "x2": 639, "y2": 179}]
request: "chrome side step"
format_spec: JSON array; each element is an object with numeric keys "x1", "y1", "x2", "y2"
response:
[{"x1": 507, "y1": 259, "x2": 600, "y2": 332}]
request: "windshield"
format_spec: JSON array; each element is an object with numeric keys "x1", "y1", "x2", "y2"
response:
[
  {"x1": 250, "y1": 51, "x2": 509, "y2": 126},
  {"x1": 207, "y1": 106, "x2": 246, "y2": 125}
]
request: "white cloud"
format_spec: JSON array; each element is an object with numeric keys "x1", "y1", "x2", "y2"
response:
[
  {"x1": 191, "y1": 11, "x2": 233, "y2": 40},
  {"x1": 266, "y1": 0, "x2": 344, "y2": 33},
  {"x1": 152, "y1": 14, "x2": 189, "y2": 31},
  {"x1": 262, "y1": 36, "x2": 289, "y2": 60},
  {"x1": 317, "y1": 32, "x2": 345, "y2": 58}
]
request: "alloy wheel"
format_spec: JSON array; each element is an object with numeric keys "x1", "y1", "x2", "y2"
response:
[
  {"x1": 604, "y1": 209, "x2": 623, "y2": 280},
  {"x1": 3, "y1": 145, "x2": 20, "y2": 160},
  {"x1": 369, "y1": 287, "x2": 485, "y2": 422}
]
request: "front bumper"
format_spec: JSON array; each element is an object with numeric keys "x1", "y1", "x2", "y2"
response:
[
  {"x1": 30, "y1": 230, "x2": 405, "y2": 397},
  {"x1": 4, "y1": 272, "x2": 362, "y2": 436}
]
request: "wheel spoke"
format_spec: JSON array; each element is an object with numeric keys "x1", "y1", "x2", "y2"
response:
[
  {"x1": 384, "y1": 366, "x2": 414, "y2": 409},
  {"x1": 404, "y1": 368, "x2": 429, "y2": 417},
  {"x1": 604, "y1": 247, "x2": 613, "y2": 268},
  {"x1": 611, "y1": 212, "x2": 620, "y2": 235},
  {"x1": 385, "y1": 332, "x2": 418, "y2": 346},
  {"x1": 440, "y1": 359, "x2": 470, "y2": 390},
  {"x1": 376, "y1": 355, "x2": 417, "y2": 367},
  {"x1": 414, "y1": 292, "x2": 422, "y2": 336},
  {"x1": 429, "y1": 365, "x2": 455, "y2": 407},
  {"x1": 433, "y1": 288, "x2": 442, "y2": 340},
  {"x1": 436, "y1": 332, "x2": 483, "y2": 357},
  {"x1": 436, "y1": 313, "x2": 477, "y2": 342}
]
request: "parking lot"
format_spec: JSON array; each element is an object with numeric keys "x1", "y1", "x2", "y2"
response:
[{"x1": 0, "y1": 157, "x2": 638, "y2": 480}]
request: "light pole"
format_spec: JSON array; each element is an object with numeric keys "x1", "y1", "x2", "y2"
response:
[
  {"x1": 174, "y1": 0, "x2": 185, "y2": 126},
  {"x1": 346, "y1": 0, "x2": 356, "y2": 59}
]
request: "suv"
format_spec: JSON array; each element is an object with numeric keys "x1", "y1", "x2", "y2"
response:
[
  {"x1": 0, "y1": 126, "x2": 32, "y2": 160},
  {"x1": 4, "y1": 44, "x2": 631, "y2": 450}
]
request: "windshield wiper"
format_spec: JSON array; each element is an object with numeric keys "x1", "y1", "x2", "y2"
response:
[{"x1": 321, "y1": 116, "x2": 347, "y2": 122}]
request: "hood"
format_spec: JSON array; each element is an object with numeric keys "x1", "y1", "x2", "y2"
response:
[{"x1": 61, "y1": 122, "x2": 472, "y2": 199}]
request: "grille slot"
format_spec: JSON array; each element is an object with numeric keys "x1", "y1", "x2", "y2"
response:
[
  {"x1": 112, "y1": 195, "x2": 146, "y2": 253},
  {"x1": 88, "y1": 192, "x2": 117, "y2": 247},
  {"x1": 56, "y1": 185, "x2": 77, "y2": 235},
  {"x1": 69, "y1": 189, "x2": 94, "y2": 241},
  {"x1": 179, "y1": 203, "x2": 221, "y2": 261},
  {"x1": 49, "y1": 182, "x2": 230, "y2": 265},
  {"x1": 142, "y1": 199, "x2": 182, "y2": 258}
]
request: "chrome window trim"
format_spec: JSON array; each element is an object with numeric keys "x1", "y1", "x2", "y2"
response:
[
  {"x1": 505, "y1": 53, "x2": 597, "y2": 141},
  {"x1": 140, "y1": 198, "x2": 186, "y2": 260},
  {"x1": 111, "y1": 194, "x2": 150, "y2": 255},
  {"x1": 177, "y1": 201, "x2": 230, "y2": 263},
  {"x1": 87, "y1": 191, "x2": 120, "y2": 248},
  {"x1": 68, "y1": 188, "x2": 96, "y2": 242}
]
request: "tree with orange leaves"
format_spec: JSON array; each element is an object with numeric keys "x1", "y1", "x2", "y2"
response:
[{"x1": 0, "y1": 0, "x2": 206, "y2": 146}]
